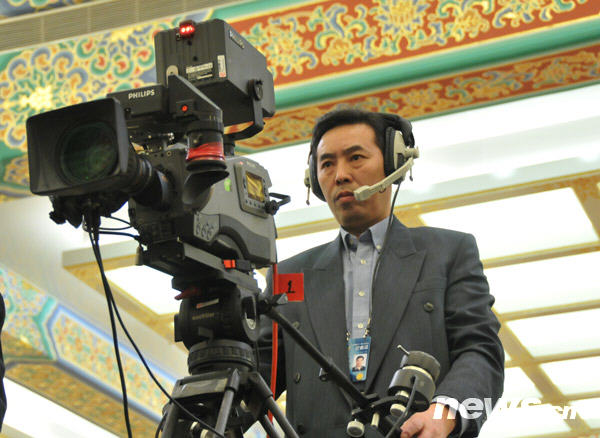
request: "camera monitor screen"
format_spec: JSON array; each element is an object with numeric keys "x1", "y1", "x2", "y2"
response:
[{"x1": 246, "y1": 171, "x2": 264, "y2": 202}]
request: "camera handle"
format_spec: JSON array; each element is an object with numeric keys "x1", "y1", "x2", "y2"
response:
[
  {"x1": 259, "y1": 294, "x2": 440, "y2": 438},
  {"x1": 260, "y1": 296, "x2": 371, "y2": 408},
  {"x1": 225, "y1": 79, "x2": 266, "y2": 143}
]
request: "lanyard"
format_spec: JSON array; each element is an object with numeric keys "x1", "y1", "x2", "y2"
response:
[{"x1": 346, "y1": 317, "x2": 371, "y2": 342}]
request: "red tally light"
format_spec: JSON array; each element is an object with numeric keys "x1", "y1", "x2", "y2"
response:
[
  {"x1": 181, "y1": 104, "x2": 189, "y2": 112},
  {"x1": 179, "y1": 22, "x2": 196, "y2": 38}
]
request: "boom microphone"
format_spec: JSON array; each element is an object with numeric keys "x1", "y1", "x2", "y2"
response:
[{"x1": 353, "y1": 154, "x2": 418, "y2": 201}]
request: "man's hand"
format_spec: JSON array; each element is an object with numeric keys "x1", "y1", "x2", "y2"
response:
[{"x1": 399, "y1": 403, "x2": 457, "y2": 438}]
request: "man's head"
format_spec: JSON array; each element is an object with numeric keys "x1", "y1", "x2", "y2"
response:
[
  {"x1": 311, "y1": 109, "x2": 392, "y2": 236},
  {"x1": 310, "y1": 109, "x2": 387, "y2": 158},
  {"x1": 355, "y1": 355, "x2": 365, "y2": 366}
]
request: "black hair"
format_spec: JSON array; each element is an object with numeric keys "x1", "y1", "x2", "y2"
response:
[
  {"x1": 356, "y1": 355, "x2": 365, "y2": 361},
  {"x1": 310, "y1": 108, "x2": 387, "y2": 158}
]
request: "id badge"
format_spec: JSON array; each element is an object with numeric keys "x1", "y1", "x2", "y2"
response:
[{"x1": 348, "y1": 336, "x2": 371, "y2": 382}]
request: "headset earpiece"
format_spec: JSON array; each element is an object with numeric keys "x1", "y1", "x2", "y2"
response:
[
  {"x1": 306, "y1": 151, "x2": 325, "y2": 202},
  {"x1": 380, "y1": 113, "x2": 415, "y2": 178}
]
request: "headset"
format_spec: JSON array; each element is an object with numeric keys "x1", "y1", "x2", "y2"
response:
[{"x1": 304, "y1": 112, "x2": 419, "y2": 203}]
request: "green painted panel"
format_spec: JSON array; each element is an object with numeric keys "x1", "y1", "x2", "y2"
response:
[
  {"x1": 0, "y1": 263, "x2": 58, "y2": 361},
  {"x1": 213, "y1": 0, "x2": 309, "y2": 20},
  {"x1": 0, "y1": 51, "x2": 20, "y2": 71},
  {"x1": 410, "y1": 79, "x2": 600, "y2": 122},
  {"x1": 0, "y1": 147, "x2": 29, "y2": 193}
]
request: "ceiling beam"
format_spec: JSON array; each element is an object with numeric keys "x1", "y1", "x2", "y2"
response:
[
  {"x1": 516, "y1": 348, "x2": 600, "y2": 368},
  {"x1": 574, "y1": 178, "x2": 600, "y2": 238},
  {"x1": 499, "y1": 299, "x2": 600, "y2": 322},
  {"x1": 483, "y1": 242, "x2": 600, "y2": 269},
  {"x1": 499, "y1": 325, "x2": 592, "y2": 435}
]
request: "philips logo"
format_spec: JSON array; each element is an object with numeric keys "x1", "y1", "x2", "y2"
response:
[{"x1": 128, "y1": 89, "x2": 155, "y2": 100}]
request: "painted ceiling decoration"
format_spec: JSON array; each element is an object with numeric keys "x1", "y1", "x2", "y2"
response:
[
  {"x1": 239, "y1": 42, "x2": 600, "y2": 150},
  {"x1": 0, "y1": 0, "x2": 598, "y2": 200},
  {"x1": 230, "y1": 0, "x2": 597, "y2": 86},
  {"x1": 0, "y1": 262, "x2": 173, "y2": 435}
]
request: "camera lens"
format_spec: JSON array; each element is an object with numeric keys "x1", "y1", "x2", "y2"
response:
[{"x1": 59, "y1": 121, "x2": 118, "y2": 183}]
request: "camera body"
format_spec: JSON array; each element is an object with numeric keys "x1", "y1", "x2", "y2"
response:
[
  {"x1": 155, "y1": 19, "x2": 275, "y2": 126},
  {"x1": 26, "y1": 18, "x2": 278, "y2": 275},
  {"x1": 128, "y1": 145, "x2": 277, "y2": 274}
]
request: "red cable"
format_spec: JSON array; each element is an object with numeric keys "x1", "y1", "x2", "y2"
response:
[{"x1": 268, "y1": 263, "x2": 279, "y2": 433}]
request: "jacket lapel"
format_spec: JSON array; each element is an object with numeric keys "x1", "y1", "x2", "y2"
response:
[
  {"x1": 304, "y1": 236, "x2": 348, "y2": 372},
  {"x1": 366, "y1": 219, "x2": 425, "y2": 391}
]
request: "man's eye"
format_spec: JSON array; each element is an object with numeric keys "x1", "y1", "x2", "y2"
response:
[{"x1": 351, "y1": 155, "x2": 362, "y2": 161}]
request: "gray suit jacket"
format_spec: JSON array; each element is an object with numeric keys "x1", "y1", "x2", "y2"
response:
[{"x1": 262, "y1": 219, "x2": 504, "y2": 437}]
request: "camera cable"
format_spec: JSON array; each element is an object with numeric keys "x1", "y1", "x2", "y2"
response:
[
  {"x1": 371, "y1": 183, "x2": 401, "y2": 296},
  {"x1": 87, "y1": 223, "x2": 226, "y2": 438},
  {"x1": 97, "y1": 230, "x2": 140, "y2": 239},
  {"x1": 97, "y1": 215, "x2": 140, "y2": 239},
  {"x1": 99, "y1": 215, "x2": 134, "y2": 231},
  {"x1": 88, "y1": 228, "x2": 133, "y2": 438}
]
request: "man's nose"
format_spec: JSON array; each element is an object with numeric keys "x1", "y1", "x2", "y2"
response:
[{"x1": 335, "y1": 162, "x2": 352, "y2": 184}]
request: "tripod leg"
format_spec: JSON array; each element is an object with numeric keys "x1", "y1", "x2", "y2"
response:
[
  {"x1": 210, "y1": 387, "x2": 236, "y2": 437},
  {"x1": 258, "y1": 414, "x2": 282, "y2": 438},
  {"x1": 161, "y1": 402, "x2": 181, "y2": 437},
  {"x1": 248, "y1": 372, "x2": 299, "y2": 438},
  {"x1": 263, "y1": 396, "x2": 298, "y2": 438},
  {"x1": 207, "y1": 369, "x2": 241, "y2": 438}
]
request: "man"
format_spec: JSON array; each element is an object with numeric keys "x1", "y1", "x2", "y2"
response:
[
  {"x1": 352, "y1": 356, "x2": 366, "y2": 372},
  {"x1": 262, "y1": 109, "x2": 504, "y2": 437}
]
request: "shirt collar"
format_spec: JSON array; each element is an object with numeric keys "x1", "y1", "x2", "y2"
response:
[{"x1": 339, "y1": 216, "x2": 390, "y2": 254}]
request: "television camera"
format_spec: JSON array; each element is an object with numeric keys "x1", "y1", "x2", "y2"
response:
[{"x1": 27, "y1": 18, "x2": 293, "y2": 437}]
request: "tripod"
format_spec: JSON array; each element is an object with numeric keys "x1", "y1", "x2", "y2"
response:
[
  {"x1": 150, "y1": 241, "x2": 438, "y2": 437},
  {"x1": 149, "y1": 242, "x2": 298, "y2": 438},
  {"x1": 160, "y1": 339, "x2": 297, "y2": 438}
]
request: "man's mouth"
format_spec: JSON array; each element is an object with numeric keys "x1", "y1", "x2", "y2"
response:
[{"x1": 336, "y1": 190, "x2": 355, "y2": 201}]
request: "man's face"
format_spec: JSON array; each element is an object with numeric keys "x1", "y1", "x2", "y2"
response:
[
  {"x1": 356, "y1": 357, "x2": 364, "y2": 367},
  {"x1": 316, "y1": 123, "x2": 391, "y2": 236}
]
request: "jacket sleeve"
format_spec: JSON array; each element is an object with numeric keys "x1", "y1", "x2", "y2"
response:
[{"x1": 434, "y1": 233, "x2": 505, "y2": 437}]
